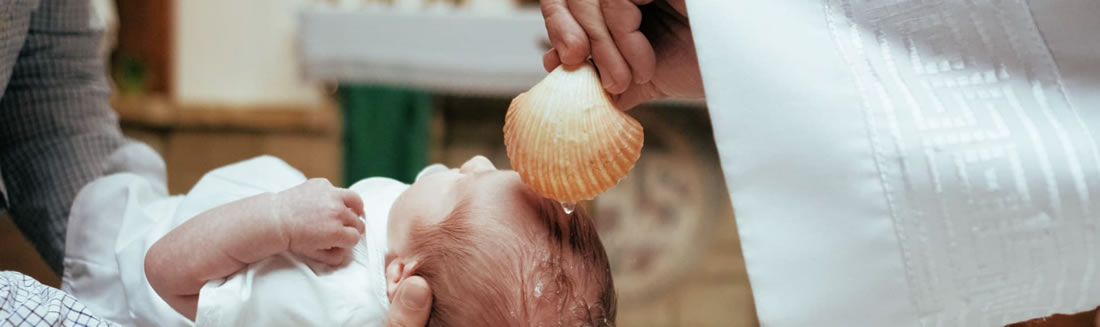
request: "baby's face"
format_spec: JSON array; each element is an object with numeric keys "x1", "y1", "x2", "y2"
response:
[{"x1": 386, "y1": 155, "x2": 540, "y2": 262}]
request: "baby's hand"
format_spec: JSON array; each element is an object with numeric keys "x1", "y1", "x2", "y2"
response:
[{"x1": 274, "y1": 178, "x2": 366, "y2": 266}]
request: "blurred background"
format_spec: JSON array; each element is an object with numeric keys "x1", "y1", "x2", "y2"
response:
[{"x1": 0, "y1": 0, "x2": 756, "y2": 325}]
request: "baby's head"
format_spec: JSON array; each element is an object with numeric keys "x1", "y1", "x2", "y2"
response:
[{"x1": 385, "y1": 156, "x2": 616, "y2": 326}]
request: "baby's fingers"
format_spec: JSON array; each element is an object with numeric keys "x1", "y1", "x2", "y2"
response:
[
  {"x1": 340, "y1": 208, "x2": 366, "y2": 235},
  {"x1": 333, "y1": 226, "x2": 363, "y2": 248},
  {"x1": 311, "y1": 247, "x2": 351, "y2": 266},
  {"x1": 308, "y1": 223, "x2": 362, "y2": 250},
  {"x1": 339, "y1": 189, "x2": 365, "y2": 217}
]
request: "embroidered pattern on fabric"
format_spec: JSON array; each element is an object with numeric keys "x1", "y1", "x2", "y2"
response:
[{"x1": 825, "y1": 0, "x2": 1100, "y2": 325}]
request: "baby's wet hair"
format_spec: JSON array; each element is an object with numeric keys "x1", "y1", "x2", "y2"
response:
[{"x1": 405, "y1": 196, "x2": 616, "y2": 326}]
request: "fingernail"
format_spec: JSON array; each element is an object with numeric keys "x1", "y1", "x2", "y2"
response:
[
  {"x1": 401, "y1": 281, "x2": 431, "y2": 309},
  {"x1": 601, "y1": 73, "x2": 615, "y2": 91}
]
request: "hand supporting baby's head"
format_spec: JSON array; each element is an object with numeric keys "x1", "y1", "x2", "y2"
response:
[{"x1": 385, "y1": 157, "x2": 615, "y2": 326}]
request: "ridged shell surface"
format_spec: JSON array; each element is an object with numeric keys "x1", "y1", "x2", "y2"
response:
[{"x1": 503, "y1": 63, "x2": 644, "y2": 202}]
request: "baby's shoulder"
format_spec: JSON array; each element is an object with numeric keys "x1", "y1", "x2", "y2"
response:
[
  {"x1": 348, "y1": 177, "x2": 408, "y2": 195},
  {"x1": 349, "y1": 177, "x2": 409, "y2": 221}
]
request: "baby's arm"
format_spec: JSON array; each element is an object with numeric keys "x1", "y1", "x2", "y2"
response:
[{"x1": 145, "y1": 178, "x2": 365, "y2": 320}]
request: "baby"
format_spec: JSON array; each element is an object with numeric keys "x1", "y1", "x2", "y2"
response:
[{"x1": 62, "y1": 146, "x2": 615, "y2": 327}]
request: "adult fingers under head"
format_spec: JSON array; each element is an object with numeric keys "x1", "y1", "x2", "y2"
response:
[
  {"x1": 566, "y1": 0, "x2": 633, "y2": 94},
  {"x1": 385, "y1": 276, "x2": 433, "y2": 327}
]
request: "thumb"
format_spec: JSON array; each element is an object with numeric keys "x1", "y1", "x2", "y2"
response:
[
  {"x1": 613, "y1": 83, "x2": 662, "y2": 110},
  {"x1": 386, "y1": 276, "x2": 433, "y2": 327}
]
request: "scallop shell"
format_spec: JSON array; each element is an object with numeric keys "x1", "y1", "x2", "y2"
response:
[{"x1": 503, "y1": 63, "x2": 644, "y2": 202}]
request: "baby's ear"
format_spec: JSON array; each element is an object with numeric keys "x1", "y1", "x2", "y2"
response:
[{"x1": 385, "y1": 258, "x2": 419, "y2": 301}]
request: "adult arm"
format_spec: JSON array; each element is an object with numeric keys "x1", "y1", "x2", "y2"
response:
[{"x1": 0, "y1": 0, "x2": 124, "y2": 274}]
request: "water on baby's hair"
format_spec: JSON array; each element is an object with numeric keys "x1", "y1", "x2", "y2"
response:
[{"x1": 560, "y1": 202, "x2": 576, "y2": 214}]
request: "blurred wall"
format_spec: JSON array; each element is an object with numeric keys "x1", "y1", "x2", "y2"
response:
[{"x1": 174, "y1": 0, "x2": 325, "y2": 106}]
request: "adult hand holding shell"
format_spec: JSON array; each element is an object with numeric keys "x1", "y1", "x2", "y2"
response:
[{"x1": 503, "y1": 63, "x2": 644, "y2": 203}]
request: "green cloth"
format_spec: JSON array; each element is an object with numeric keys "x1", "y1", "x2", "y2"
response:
[{"x1": 340, "y1": 85, "x2": 432, "y2": 185}]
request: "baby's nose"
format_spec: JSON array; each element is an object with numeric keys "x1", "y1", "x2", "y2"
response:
[{"x1": 460, "y1": 155, "x2": 496, "y2": 174}]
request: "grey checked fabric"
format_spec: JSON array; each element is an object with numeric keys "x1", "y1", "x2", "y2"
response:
[
  {"x1": 0, "y1": 0, "x2": 125, "y2": 274},
  {"x1": 0, "y1": 271, "x2": 114, "y2": 327}
]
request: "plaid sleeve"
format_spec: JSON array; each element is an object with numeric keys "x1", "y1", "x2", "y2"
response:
[
  {"x1": 0, "y1": 0, "x2": 125, "y2": 275},
  {"x1": 0, "y1": 271, "x2": 115, "y2": 327}
]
